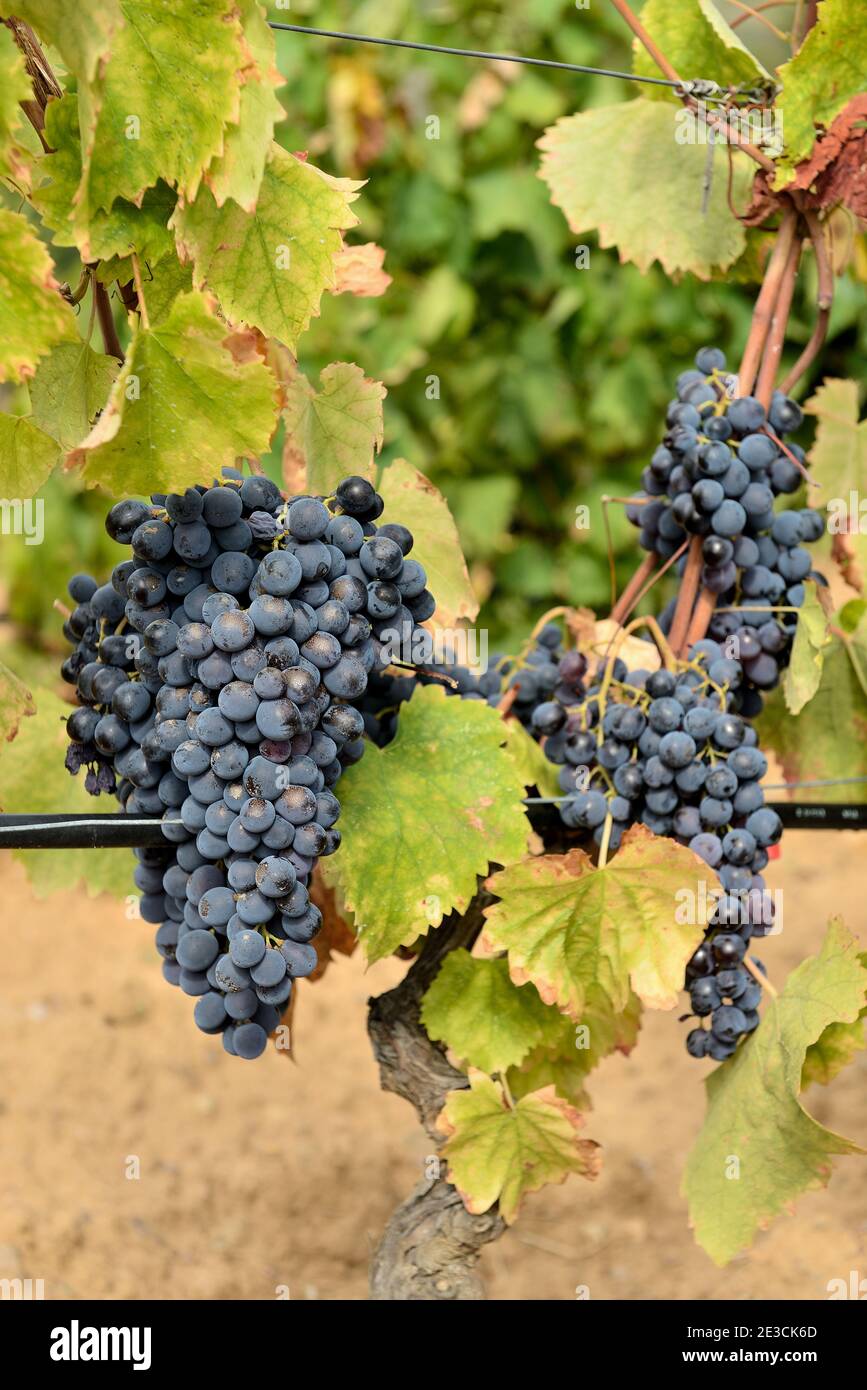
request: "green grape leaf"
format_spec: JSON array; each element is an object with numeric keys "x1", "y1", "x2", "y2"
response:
[
  {"x1": 320, "y1": 686, "x2": 530, "y2": 964},
  {"x1": 32, "y1": 94, "x2": 176, "y2": 268},
  {"x1": 757, "y1": 601, "x2": 867, "y2": 803},
  {"x1": 0, "y1": 208, "x2": 72, "y2": 383},
  {"x1": 0, "y1": 412, "x2": 60, "y2": 496},
  {"x1": 783, "y1": 580, "x2": 831, "y2": 715},
  {"x1": 538, "y1": 99, "x2": 753, "y2": 280},
  {"x1": 28, "y1": 338, "x2": 119, "y2": 450},
  {"x1": 633, "y1": 0, "x2": 770, "y2": 101},
  {"x1": 377, "y1": 458, "x2": 478, "y2": 629},
  {"x1": 508, "y1": 986, "x2": 642, "y2": 1107},
  {"x1": 0, "y1": 685, "x2": 132, "y2": 898},
  {"x1": 421, "y1": 950, "x2": 557, "y2": 1074},
  {"x1": 436, "y1": 1070, "x2": 600, "y2": 1224},
  {"x1": 173, "y1": 143, "x2": 362, "y2": 351},
  {"x1": 683, "y1": 918, "x2": 867, "y2": 1266},
  {"x1": 805, "y1": 377, "x2": 866, "y2": 497},
  {"x1": 142, "y1": 255, "x2": 193, "y2": 326},
  {"x1": 0, "y1": 659, "x2": 36, "y2": 743},
  {"x1": 0, "y1": 25, "x2": 33, "y2": 183},
  {"x1": 503, "y1": 718, "x2": 561, "y2": 799},
  {"x1": 10, "y1": 0, "x2": 122, "y2": 82},
  {"x1": 76, "y1": 0, "x2": 246, "y2": 214},
  {"x1": 66, "y1": 290, "x2": 279, "y2": 496},
  {"x1": 483, "y1": 825, "x2": 718, "y2": 1017},
  {"x1": 282, "y1": 361, "x2": 385, "y2": 497},
  {"x1": 204, "y1": 0, "x2": 284, "y2": 212},
  {"x1": 776, "y1": 0, "x2": 867, "y2": 184}
]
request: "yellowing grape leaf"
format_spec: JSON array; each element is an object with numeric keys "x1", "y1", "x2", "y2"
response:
[
  {"x1": 683, "y1": 918, "x2": 867, "y2": 1265},
  {"x1": 378, "y1": 458, "x2": 478, "y2": 629},
  {"x1": 143, "y1": 255, "x2": 193, "y2": 326},
  {"x1": 508, "y1": 984, "x2": 642, "y2": 1107},
  {"x1": 0, "y1": 660, "x2": 35, "y2": 743},
  {"x1": 483, "y1": 825, "x2": 718, "y2": 1017},
  {"x1": 421, "y1": 950, "x2": 557, "y2": 1074},
  {"x1": 332, "y1": 241, "x2": 392, "y2": 298},
  {"x1": 633, "y1": 0, "x2": 769, "y2": 101},
  {"x1": 320, "y1": 685, "x2": 530, "y2": 963},
  {"x1": 204, "y1": 0, "x2": 284, "y2": 212},
  {"x1": 436, "y1": 1070, "x2": 600, "y2": 1224},
  {"x1": 0, "y1": 413, "x2": 60, "y2": 496},
  {"x1": 757, "y1": 600, "x2": 867, "y2": 803},
  {"x1": 76, "y1": 0, "x2": 246, "y2": 214},
  {"x1": 173, "y1": 143, "x2": 363, "y2": 351},
  {"x1": 0, "y1": 25, "x2": 33, "y2": 184},
  {"x1": 28, "y1": 338, "x2": 119, "y2": 450},
  {"x1": 66, "y1": 290, "x2": 279, "y2": 496},
  {"x1": 32, "y1": 94, "x2": 176, "y2": 268},
  {"x1": 783, "y1": 580, "x2": 831, "y2": 715},
  {"x1": 538, "y1": 99, "x2": 753, "y2": 279},
  {"x1": 0, "y1": 209, "x2": 72, "y2": 383},
  {"x1": 776, "y1": 0, "x2": 867, "y2": 184},
  {"x1": 0, "y1": 685, "x2": 132, "y2": 898},
  {"x1": 281, "y1": 361, "x2": 385, "y2": 497},
  {"x1": 10, "y1": 0, "x2": 122, "y2": 82}
]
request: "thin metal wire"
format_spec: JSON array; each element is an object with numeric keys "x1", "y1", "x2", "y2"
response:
[
  {"x1": 0, "y1": 816, "x2": 182, "y2": 836},
  {"x1": 268, "y1": 20, "x2": 721, "y2": 93}
]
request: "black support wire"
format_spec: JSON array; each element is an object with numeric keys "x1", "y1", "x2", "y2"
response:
[
  {"x1": 0, "y1": 800, "x2": 864, "y2": 849},
  {"x1": 268, "y1": 20, "x2": 723, "y2": 95}
]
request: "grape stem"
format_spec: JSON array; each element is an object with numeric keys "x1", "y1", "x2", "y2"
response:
[
  {"x1": 744, "y1": 954, "x2": 777, "y2": 998},
  {"x1": 596, "y1": 814, "x2": 614, "y2": 869}
]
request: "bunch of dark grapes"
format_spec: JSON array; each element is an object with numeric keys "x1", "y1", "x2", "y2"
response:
[
  {"x1": 627, "y1": 346, "x2": 826, "y2": 715},
  {"x1": 60, "y1": 472, "x2": 436, "y2": 1060}
]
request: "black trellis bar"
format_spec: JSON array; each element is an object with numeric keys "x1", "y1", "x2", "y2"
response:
[
  {"x1": 267, "y1": 20, "x2": 724, "y2": 94},
  {"x1": 0, "y1": 814, "x2": 178, "y2": 849},
  {"x1": 0, "y1": 803, "x2": 864, "y2": 851}
]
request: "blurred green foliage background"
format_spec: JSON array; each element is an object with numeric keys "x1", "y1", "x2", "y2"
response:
[{"x1": 3, "y1": 0, "x2": 867, "y2": 664}]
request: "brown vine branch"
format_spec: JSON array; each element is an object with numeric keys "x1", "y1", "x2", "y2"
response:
[
  {"x1": 668, "y1": 535, "x2": 704, "y2": 658},
  {"x1": 367, "y1": 896, "x2": 506, "y2": 1299},
  {"x1": 754, "y1": 230, "x2": 801, "y2": 408},
  {"x1": 780, "y1": 208, "x2": 834, "y2": 395},
  {"x1": 727, "y1": 0, "x2": 790, "y2": 39},
  {"x1": 737, "y1": 205, "x2": 799, "y2": 396},
  {"x1": 610, "y1": 552, "x2": 656, "y2": 625},
  {"x1": 94, "y1": 281, "x2": 124, "y2": 362}
]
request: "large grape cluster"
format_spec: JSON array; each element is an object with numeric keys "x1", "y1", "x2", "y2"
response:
[
  {"x1": 60, "y1": 472, "x2": 435, "y2": 1059},
  {"x1": 628, "y1": 346, "x2": 826, "y2": 715}
]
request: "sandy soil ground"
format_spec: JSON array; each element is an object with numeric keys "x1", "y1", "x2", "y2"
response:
[{"x1": 0, "y1": 828, "x2": 865, "y2": 1302}]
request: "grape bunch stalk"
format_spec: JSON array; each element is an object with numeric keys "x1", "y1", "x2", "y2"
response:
[{"x1": 59, "y1": 471, "x2": 438, "y2": 1060}]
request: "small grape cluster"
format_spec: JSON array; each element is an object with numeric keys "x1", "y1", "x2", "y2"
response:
[
  {"x1": 354, "y1": 623, "x2": 586, "y2": 747},
  {"x1": 627, "y1": 346, "x2": 826, "y2": 714},
  {"x1": 60, "y1": 472, "x2": 436, "y2": 1059},
  {"x1": 526, "y1": 648, "x2": 782, "y2": 1059}
]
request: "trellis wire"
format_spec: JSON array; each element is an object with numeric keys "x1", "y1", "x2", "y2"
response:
[{"x1": 267, "y1": 20, "x2": 730, "y2": 96}]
